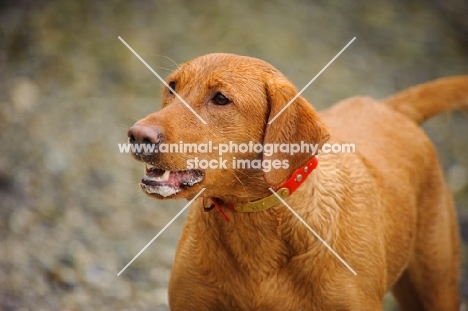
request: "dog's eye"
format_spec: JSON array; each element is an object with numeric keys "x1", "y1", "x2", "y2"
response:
[
  {"x1": 168, "y1": 81, "x2": 176, "y2": 95},
  {"x1": 212, "y1": 92, "x2": 230, "y2": 106}
]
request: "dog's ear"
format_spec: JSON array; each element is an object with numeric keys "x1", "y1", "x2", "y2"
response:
[{"x1": 263, "y1": 76, "x2": 329, "y2": 187}]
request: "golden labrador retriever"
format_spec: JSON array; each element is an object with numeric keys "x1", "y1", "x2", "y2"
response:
[{"x1": 127, "y1": 53, "x2": 466, "y2": 310}]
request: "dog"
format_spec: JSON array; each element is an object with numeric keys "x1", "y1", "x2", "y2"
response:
[{"x1": 127, "y1": 53, "x2": 466, "y2": 310}]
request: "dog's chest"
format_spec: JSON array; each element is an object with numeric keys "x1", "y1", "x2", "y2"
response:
[{"x1": 215, "y1": 268, "x2": 329, "y2": 310}]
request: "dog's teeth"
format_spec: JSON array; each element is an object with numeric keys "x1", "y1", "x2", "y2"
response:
[
  {"x1": 161, "y1": 170, "x2": 171, "y2": 181},
  {"x1": 145, "y1": 170, "x2": 171, "y2": 182},
  {"x1": 145, "y1": 164, "x2": 150, "y2": 173}
]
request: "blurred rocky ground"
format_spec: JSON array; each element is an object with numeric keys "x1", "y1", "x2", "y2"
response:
[{"x1": 0, "y1": 0, "x2": 467, "y2": 310}]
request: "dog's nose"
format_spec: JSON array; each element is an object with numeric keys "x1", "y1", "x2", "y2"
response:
[{"x1": 127, "y1": 124, "x2": 163, "y2": 146}]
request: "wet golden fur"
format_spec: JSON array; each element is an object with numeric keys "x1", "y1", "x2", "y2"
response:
[{"x1": 129, "y1": 54, "x2": 466, "y2": 310}]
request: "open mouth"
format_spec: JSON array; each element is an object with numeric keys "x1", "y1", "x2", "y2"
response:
[{"x1": 140, "y1": 164, "x2": 204, "y2": 198}]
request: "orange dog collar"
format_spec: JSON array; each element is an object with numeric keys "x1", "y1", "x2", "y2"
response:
[
  {"x1": 208, "y1": 156, "x2": 319, "y2": 220},
  {"x1": 234, "y1": 156, "x2": 319, "y2": 212}
]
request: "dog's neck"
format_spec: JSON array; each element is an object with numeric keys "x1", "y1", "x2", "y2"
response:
[
  {"x1": 193, "y1": 173, "x2": 329, "y2": 280},
  {"x1": 190, "y1": 154, "x2": 351, "y2": 282},
  {"x1": 206, "y1": 156, "x2": 319, "y2": 220},
  {"x1": 195, "y1": 200, "x2": 294, "y2": 279}
]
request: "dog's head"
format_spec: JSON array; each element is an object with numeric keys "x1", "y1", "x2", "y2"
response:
[{"x1": 128, "y1": 53, "x2": 329, "y2": 202}]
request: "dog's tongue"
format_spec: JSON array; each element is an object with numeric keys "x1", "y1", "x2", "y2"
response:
[{"x1": 141, "y1": 167, "x2": 203, "y2": 197}]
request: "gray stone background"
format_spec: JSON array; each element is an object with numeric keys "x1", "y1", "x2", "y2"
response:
[{"x1": 0, "y1": 0, "x2": 467, "y2": 310}]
